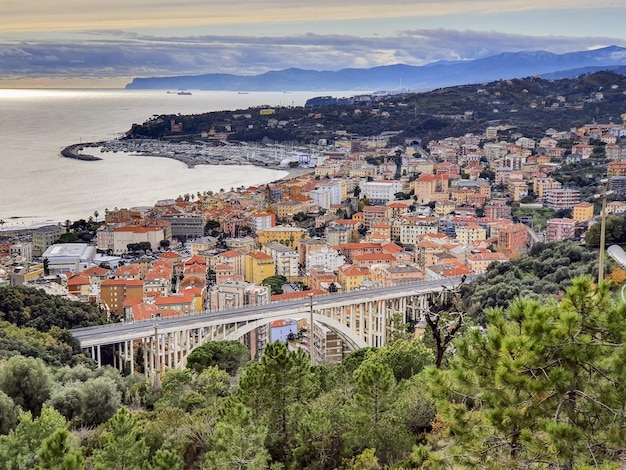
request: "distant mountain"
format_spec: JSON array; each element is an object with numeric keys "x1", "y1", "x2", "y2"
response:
[{"x1": 125, "y1": 45, "x2": 626, "y2": 92}]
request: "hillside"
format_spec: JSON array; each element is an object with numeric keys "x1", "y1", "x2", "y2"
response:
[{"x1": 126, "y1": 71, "x2": 626, "y2": 144}]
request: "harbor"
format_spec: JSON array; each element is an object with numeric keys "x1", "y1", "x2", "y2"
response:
[{"x1": 61, "y1": 138, "x2": 324, "y2": 170}]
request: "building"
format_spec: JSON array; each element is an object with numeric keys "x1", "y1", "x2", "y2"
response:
[
  {"x1": 412, "y1": 174, "x2": 449, "y2": 204},
  {"x1": 484, "y1": 199, "x2": 512, "y2": 220},
  {"x1": 9, "y1": 243, "x2": 33, "y2": 262},
  {"x1": 209, "y1": 281, "x2": 270, "y2": 311},
  {"x1": 32, "y1": 225, "x2": 63, "y2": 257},
  {"x1": 159, "y1": 215, "x2": 204, "y2": 242},
  {"x1": 100, "y1": 279, "x2": 144, "y2": 317},
  {"x1": 497, "y1": 224, "x2": 529, "y2": 255},
  {"x1": 361, "y1": 180, "x2": 403, "y2": 204},
  {"x1": 306, "y1": 245, "x2": 346, "y2": 272},
  {"x1": 467, "y1": 252, "x2": 509, "y2": 274},
  {"x1": 455, "y1": 224, "x2": 487, "y2": 245},
  {"x1": 245, "y1": 251, "x2": 276, "y2": 285},
  {"x1": 112, "y1": 221, "x2": 171, "y2": 254},
  {"x1": 249, "y1": 212, "x2": 276, "y2": 231},
  {"x1": 545, "y1": 189, "x2": 581, "y2": 210},
  {"x1": 337, "y1": 265, "x2": 369, "y2": 291},
  {"x1": 362, "y1": 205, "x2": 388, "y2": 229},
  {"x1": 263, "y1": 242, "x2": 299, "y2": 280},
  {"x1": 398, "y1": 216, "x2": 439, "y2": 245},
  {"x1": 546, "y1": 218, "x2": 576, "y2": 241},
  {"x1": 257, "y1": 226, "x2": 307, "y2": 249},
  {"x1": 42, "y1": 243, "x2": 97, "y2": 274},
  {"x1": 608, "y1": 161, "x2": 626, "y2": 194},
  {"x1": 270, "y1": 319, "x2": 298, "y2": 343},
  {"x1": 572, "y1": 202, "x2": 594, "y2": 222},
  {"x1": 309, "y1": 182, "x2": 343, "y2": 209},
  {"x1": 312, "y1": 321, "x2": 347, "y2": 364}
]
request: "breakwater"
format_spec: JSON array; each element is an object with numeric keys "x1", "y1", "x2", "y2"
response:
[{"x1": 60, "y1": 143, "x2": 103, "y2": 161}]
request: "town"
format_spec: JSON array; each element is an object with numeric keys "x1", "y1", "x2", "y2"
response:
[{"x1": 2, "y1": 94, "x2": 626, "y2": 362}]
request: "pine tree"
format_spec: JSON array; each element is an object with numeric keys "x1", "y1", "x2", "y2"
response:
[
  {"x1": 423, "y1": 276, "x2": 626, "y2": 468},
  {"x1": 37, "y1": 428, "x2": 84, "y2": 470},
  {"x1": 91, "y1": 407, "x2": 148, "y2": 470},
  {"x1": 151, "y1": 449, "x2": 183, "y2": 470},
  {"x1": 203, "y1": 402, "x2": 269, "y2": 470},
  {"x1": 237, "y1": 341, "x2": 317, "y2": 464}
]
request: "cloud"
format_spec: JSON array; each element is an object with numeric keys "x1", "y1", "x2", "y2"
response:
[
  {"x1": 3, "y1": 0, "x2": 624, "y2": 33},
  {"x1": 0, "y1": 29, "x2": 624, "y2": 82}
]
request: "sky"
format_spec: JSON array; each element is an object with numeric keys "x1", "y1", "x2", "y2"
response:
[{"x1": 2, "y1": 0, "x2": 626, "y2": 88}]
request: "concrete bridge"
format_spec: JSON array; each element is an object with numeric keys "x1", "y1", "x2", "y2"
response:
[{"x1": 71, "y1": 276, "x2": 471, "y2": 375}]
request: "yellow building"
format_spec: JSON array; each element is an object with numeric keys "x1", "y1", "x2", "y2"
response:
[
  {"x1": 572, "y1": 202, "x2": 594, "y2": 222},
  {"x1": 337, "y1": 265, "x2": 368, "y2": 292},
  {"x1": 257, "y1": 226, "x2": 307, "y2": 248},
  {"x1": 245, "y1": 252, "x2": 276, "y2": 285},
  {"x1": 456, "y1": 224, "x2": 487, "y2": 244}
]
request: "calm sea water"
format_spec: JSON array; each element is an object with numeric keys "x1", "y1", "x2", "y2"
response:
[{"x1": 0, "y1": 89, "x2": 350, "y2": 228}]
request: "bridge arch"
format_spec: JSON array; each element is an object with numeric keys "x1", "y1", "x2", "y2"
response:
[
  {"x1": 178, "y1": 313, "x2": 366, "y2": 369},
  {"x1": 223, "y1": 312, "x2": 367, "y2": 350}
]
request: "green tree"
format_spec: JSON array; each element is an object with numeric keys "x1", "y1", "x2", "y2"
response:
[
  {"x1": 0, "y1": 391, "x2": 18, "y2": 435},
  {"x1": 186, "y1": 340, "x2": 250, "y2": 375},
  {"x1": 78, "y1": 376, "x2": 121, "y2": 426},
  {"x1": 0, "y1": 356, "x2": 52, "y2": 415},
  {"x1": 238, "y1": 341, "x2": 317, "y2": 463},
  {"x1": 91, "y1": 407, "x2": 149, "y2": 470},
  {"x1": 423, "y1": 277, "x2": 626, "y2": 468},
  {"x1": 37, "y1": 428, "x2": 84, "y2": 470},
  {"x1": 371, "y1": 339, "x2": 434, "y2": 382},
  {"x1": 0, "y1": 406, "x2": 67, "y2": 470},
  {"x1": 585, "y1": 214, "x2": 626, "y2": 247},
  {"x1": 292, "y1": 389, "x2": 351, "y2": 470},
  {"x1": 203, "y1": 402, "x2": 269, "y2": 470},
  {"x1": 151, "y1": 449, "x2": 184, "y2": 470}
]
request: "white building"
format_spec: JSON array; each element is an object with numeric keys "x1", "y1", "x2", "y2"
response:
[
  {"x1": 309, "y1": 183, "x2": 343, "y2": 210},
  {"x1": 361, "y1": 180, "x2": 404, "y2": 204},
  {"x1": 42, "y1": 243, "x2": 96, "y2": 274},
  {"x1": 545, "y1": 189, "x2": 581, "y2": 210},
  {"x1": 398, "y1": 216, "x2": 439, "y2": 245},
  {"x1": 9, "y1": 243, "x2": 33, "y2": 262},
  {"x1": 263, "y1": 242, "x2": 299, "y2": 279},
  {"x1": 306, "y1": 246, "x2": 346, "y2": 272}
]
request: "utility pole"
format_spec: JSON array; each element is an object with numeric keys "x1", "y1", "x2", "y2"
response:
[
  {"x1": 595, "y1": 179, "x2": 614, "y2": 284},
  {"x1": 309, "y1": 293, "x2": 315, "y2": 366},
  {"x1": 153, "y1": 324, "x2": 161, "y2": 391}
]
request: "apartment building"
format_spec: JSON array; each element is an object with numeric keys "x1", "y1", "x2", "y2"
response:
[{"x1": 546, "y1": 218, "x2": 576, "y2": 241}]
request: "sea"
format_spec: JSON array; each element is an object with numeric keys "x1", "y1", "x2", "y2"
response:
[{"x1": 0, "y1": 89, "x2": 355, "y2": 229}]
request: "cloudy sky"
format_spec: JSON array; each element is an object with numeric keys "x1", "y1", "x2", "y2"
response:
[{"x1": 2, "y1": 0, "x2": 626, "y2": 88}]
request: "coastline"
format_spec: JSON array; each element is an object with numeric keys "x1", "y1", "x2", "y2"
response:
[{"x1": 60, "y1": 141, "x2": 316, "y2": 180}]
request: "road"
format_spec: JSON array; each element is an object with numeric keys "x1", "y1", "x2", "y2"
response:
[{"x1": 71, "y1": 276, "x2": 473, "y2": 348}]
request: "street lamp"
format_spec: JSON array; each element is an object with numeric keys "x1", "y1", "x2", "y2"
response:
[{"x1": 594, "y1": 179, "x2": 615, "y2": 284}]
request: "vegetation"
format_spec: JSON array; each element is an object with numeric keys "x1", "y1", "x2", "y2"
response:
[
  {"x1": 126, "y1": 72, "x2": 626, "y2": 145},
  {"x1": 2, "y1": 256, "x2": 626, "y2": 467},
  {"x1": 461, "y1": 240, "x2": 598, "y2": 324},
  {"x1": 185, "y1": 340, "x2": 250, "y2": 375},
  {"x1": 585, "y1": 213, "x2": 626, "y2": 247},
  {"x1": 0, "y1": 285, "x2": 104, "y2": 365},
  {"x1": 261, "y1": 275, "x2": 288, "y2": 295}
]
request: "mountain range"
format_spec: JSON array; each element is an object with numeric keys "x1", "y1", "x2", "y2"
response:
[{"x1": 125, "y1": 45, "x2": 626, "y2": 92}]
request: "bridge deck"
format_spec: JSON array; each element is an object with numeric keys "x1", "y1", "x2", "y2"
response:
[{"x1": 71, "y1": 276, "x2": 472, "y2": 348}]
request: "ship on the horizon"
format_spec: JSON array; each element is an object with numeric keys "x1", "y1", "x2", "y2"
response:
[{"x1": 177, "y1": 90, "x2": 192, "y2": 95}]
